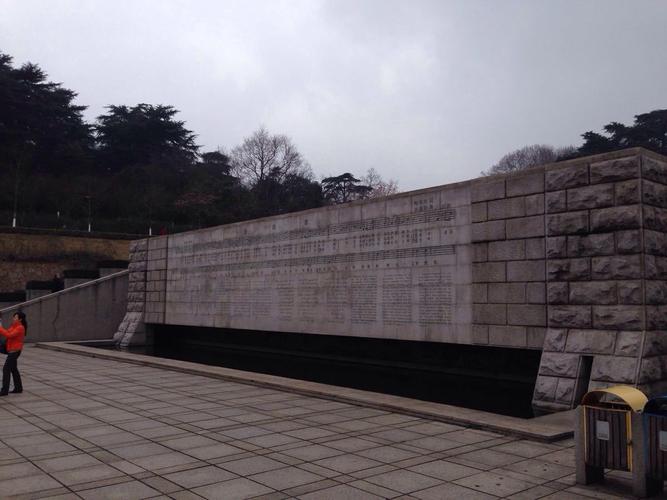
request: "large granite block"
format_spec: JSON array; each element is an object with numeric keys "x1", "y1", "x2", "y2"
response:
[
  {"x1": 489, "y1": 325, "x2": 527, "y2": 346},
  {"x1": 526, "y1": 283, "x2": 546, "y2": 304},
  {"x1": 565, "y1": 329, "x2": 616, "y2": 354},
  {"x1": 488, "y1": 239, "x2": 525, "y2": 261},
  {"x1": 506, "y1": 260, "x2": 545, "y2": 282},
  {"x1": 471, "y1": 202, "x2": 487, "y2": 222},
  {"x1": 549, "y1": 305, "x2": 592, "y2": 328},
  {"x1": 591, "y1": 255, "x2": 641, "y2": 279},
  {"x1": 525, "y1": 238, "x2": 545, "y2": 259},
  {"x1": 618, "y1": 281, "x2": 642, "y2": 304},
  {"x1": 545, "y1": 164, "x2": 589, "y2": 191},
  {"x1": 566, "y1": 233, "x2": 615, "y2": 257},
  {"x1": 547, "y1": 282, "x2": 569, "y2": 304},
  {"x1": 472, "y1": 304, "x2": 507, "y2": 325},
  {"x1": 589, "y1": 156, "x2": 639, "y2": 183},
  {"x1": 546, "y1": 191, "x2": 567, "y2": 213},
  {"x1": 471, "y1": 178, "x2": 505, "y2": 202},
  {"x1": 472, "y1": 262, "x2": 506, "y2": 282},
  {"x1": 546, "y1": 212, "x2": 589, "y2": 235},
  {"x1": 488, "y1": 197, "x2": 525, "y2": 220},
  {"x1": 539, "y1": 352, "x2": 581, "y2": 376},
  {"x1": 589, "y1": 206, "x2": 641, "y2": 232},
  {"x1": 569, "y1": 281, "x2": 617, "y2": 305},
  {"x1": 547, "y1": 258, "x2": 590, "y2": 281},
  {"x1": 543, "y1": 328, "x2": 567, "y2": 352},
  {"x1": 471, "y1": 220, "x2": 506, "y2": 241},
  {"x1": 615, "y1": 179, "x2": 639, "y2": 205},
  {"x1": 591, "y1": 355, "x2": 637, "y2": 383},
  {"x1": 643, "y1": 205, "x2": 667, "y2": 232},
  {"x1": 642, "y1": 155, "x2": 667, "y2": 183},
  {"x1": 506, "y1": 170, "x2": 544, "y2": 197},
  {"x1": 525, "y1": 194, "x2": 545, "y2": 215},
  {"x1": 488, "y1": 283, "x2": 525, "y2": 303},
  {"x1": 506, "y1": 215, "x2": 545, "y2": 239},
  {"x1": 507, "y1": 304, "x2": 546, "y2": 326},
  {"x1": 546, "y1": 237, "x2": 567, "y2": 258},
  {"x1": 615, "y1": 230, "x2": 642, "y2": 254},
  {"x1": 593, "y1": 305, "x2": 644, "y2": 330},
  {"x1": 567, "y1": 184, "x2": 614, "y2": 210}
]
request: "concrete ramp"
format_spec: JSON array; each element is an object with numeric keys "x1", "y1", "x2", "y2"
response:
[{"x1": 0, "y1": 270, "x2": 128, "y2": 343}]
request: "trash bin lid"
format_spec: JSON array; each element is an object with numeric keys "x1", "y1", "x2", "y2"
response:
[
  {"x1": 581, "y1": 385, "x2": 647, "y2": 412},
  {"x1": 644, "y1": 394, "x2": 667, "y2": 414}
]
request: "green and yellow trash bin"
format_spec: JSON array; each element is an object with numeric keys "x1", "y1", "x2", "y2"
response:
[{"x1": 575, "y1": 385, "x2": 650, "y2": 496}]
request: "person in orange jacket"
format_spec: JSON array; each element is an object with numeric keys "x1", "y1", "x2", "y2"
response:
[{"x1": 0, "y1": 311, "x2": 26, "y2": 396}]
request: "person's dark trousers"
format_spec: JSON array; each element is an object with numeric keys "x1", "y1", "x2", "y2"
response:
[{"x1": 1, "y1": 351, "x2": 22, "y2": 394}]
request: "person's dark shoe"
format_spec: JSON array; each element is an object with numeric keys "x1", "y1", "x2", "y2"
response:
[
  {"x1": 0, "y1": 391, "x2": 8, "y2": 397},
  {"x1": 11, "y1": 389, "x2": 22, "y2": 393}
]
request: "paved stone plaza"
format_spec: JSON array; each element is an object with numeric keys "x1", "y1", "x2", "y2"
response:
[{"x1": 0, "y1": 347, "x2": 643, "y2": 499}]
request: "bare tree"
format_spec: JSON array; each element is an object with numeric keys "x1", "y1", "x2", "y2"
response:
[
  {"x1": 361, "y1": 168, "x2": 399, "y2": 198},
  {"x1": 483, "y1": 144, "x2": 576, "y2": 176},
  {"x1": 230, "y1": 127, "x2": 309, "y2": 185}
]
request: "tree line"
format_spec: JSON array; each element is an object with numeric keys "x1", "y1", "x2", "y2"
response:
[
  {"x1": 484, "y1": 109, "x2": 667, "y2": 176},
  {"x1": 3, "y1": 51, "x2": 664, "y2": 232},
  {"x1": 0, "y1": 52, "x2": 397, "y2": 234}
]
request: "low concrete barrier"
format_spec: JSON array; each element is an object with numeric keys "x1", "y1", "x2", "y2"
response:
[{"x1": 0, "y1": 270, "x2": 128, "y2": 343}]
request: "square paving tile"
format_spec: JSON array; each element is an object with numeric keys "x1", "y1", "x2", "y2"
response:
[
  {"x1": 282, "y1": 444, "x2": 345, "y2": 461},
  {"x1": 131, "y1": 451, "x2": 199, "y2": 471},
  {"x1": 453, "y1": 448, "x2": 524, "y2": 468},
  {"x1": 285, "y1": 427, "x2": 337, "y2": 440},
  {"x1": 357, "y1": 446, "x2": 419, "y2": 463},
  {"x1": 160, "y1": 435, "x2": 220, "y2": 450},
  {"x1": 0, "y1": 461, "x2": 44, "y2": 480},
  {"x1": 491, "y1": 440, "x2": 561, "y2": 458},
  {"x1": 454, "y1": 470, "x2": 536, "y2": 497},
  {"x1": 245, "y1": 432, "x2": 302, "y2": 448},
  {"x1": 186, "y1": 442, "x2": 244, "y2": 460},
  {"x1": 298, "y1": 483, "x2": 384, "y2": 499},
  {"x1": 221, "y1": 426, "x2": 273, "y2": 440},
  {"x1": 408, "y1": 459, "x2": 480, "y2": 481},
  {"x1": 412, "y1": 482, "x2": 496, "y2": 500},
  {"x1": 0, "y1": 473, "x2": 65, "y2": 496},
  {"x1": 502, "y1": 458, "x2": 574, "y2": 481},
  {"x1": 363, "y1": 469, "x2": 442, "y2": 494},
  {"x1": 369, "y1": 429, "x2": 424, "y2": 443},
  {"x1": 250, "y1": 465, "x2": 324, "y2": 490},
  {"x1": 193, "y1": 477, "x2": 274, "y2": 500},
  {"x1": 347, "y1": 479, "x2": 403, "y2": 499},
  {"x1": 219, "y1": 455, "x2": 288, "y2": 476},
  {"x1": 164, "y1": 465, "x2": 236, "y2": 489},
  {"x1": 110, "y1": 442, "x2": 172, "y2": 459},
  {"x1": 313, "y1": 454, "x2": 384, "y2": 474},
  {"x1": 510, "y1": 484, "x2": 559, "y2": 499},
  {"x1": 539, "y1": 449, "x2": 576, "y2": 468},
  {"x1": 405, "y1": 436, "x2": 462, "y2": 452},
  {"x1": 77, "y1": 479, "x2": 160, "y2": 499},
  {"x1": 51, "y1": 464, "x2": 127, "y2": 486},
  {"x1": 324, "y1": 437, "x2": 380, "y2": 453}
]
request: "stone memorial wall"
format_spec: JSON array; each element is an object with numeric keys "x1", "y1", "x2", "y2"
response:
[
  {"x1": 147, "y1": 183, "x2": 472, "y2": 344},
  {"x1": 114, "y1": 148, "x2": 667, "y2": 413}
]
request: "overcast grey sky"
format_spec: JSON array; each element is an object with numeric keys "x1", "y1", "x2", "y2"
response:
[{"x1": 2, "y1": 0, "x2": 666, "y2": 190}]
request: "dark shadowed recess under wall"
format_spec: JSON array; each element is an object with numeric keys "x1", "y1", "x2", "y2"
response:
[{"x1": 148, "y1": 325, "x2": 541, "y2": 418}]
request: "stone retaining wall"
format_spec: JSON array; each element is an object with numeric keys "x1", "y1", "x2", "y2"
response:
[
  {"x1": 1, "y1": 271, "x2": 128, "y2": 343},
  {"x1": 470, "y1": 167, "x2": 547, "y2": 350},
  {"x1": 116, "y1": 148, "x2": 667, "y2": 413},
  {"x1": 0, "y1": 231, "x2": 129, "y2": 292}
]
